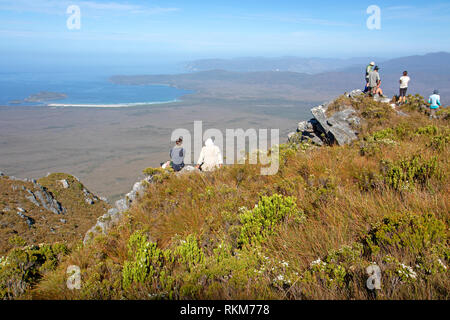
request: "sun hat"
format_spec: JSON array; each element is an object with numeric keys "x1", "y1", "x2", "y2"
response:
[{"x1": 370, "y1": 62, "x2": 375, "y2": 66}]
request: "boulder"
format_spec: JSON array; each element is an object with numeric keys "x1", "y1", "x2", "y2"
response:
[
  {"x1": 297, "y1": 120, "x2": 314, "y2": 133},
  {"x1": 34, "y1": 188, "x2": 66, "y2": 215},
  {"x1": 311, "y1": 105, "x2": 331, "y2": 135},
  {"x1": 373, "y1": 94, "x2": 391, "y2": 104},
  {"x1": 347, "y1": 89, "x2": 363, "y2": 99},
  {"x1": 24, "y1": 187, "x2": 66, "y2": 215},
  {"x1": 302, "y1": 132, "x2": 324, "y2": 146},
  {"x1": 177, "y1": 166, "x2": 199, "y2": 175},
  {"x1": 58, "y1": 179, "x2": 69, "y2": 189},
  {"x1": 115, "y1": 198, "x2": 129, "y2": 212},
  {"x1": 16, "y1": 209, "x2": 35, "y2": 228},
  {"x1": 328, "y1": 123, "x2": 358, "y2": 146}
]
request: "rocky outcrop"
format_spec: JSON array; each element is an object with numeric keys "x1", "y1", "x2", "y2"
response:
[
  {"x1": 289, "y1": 90, "x2": 363, "y2": 147},
  {"x1": 2, "y1": 174, "x2": 68, "y2": 215},
  {"x1": 16, "y1": 208, "x2": 35, "y2": 228},
  {"x1": 25, "y1": 187, "x2": 66, "y2": 215},
  {"x1": 83, "y1": 176, "x2": 153, "y2": 245}
]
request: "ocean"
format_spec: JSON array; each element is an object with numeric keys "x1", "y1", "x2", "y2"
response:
[{"x1": 0, "y1": 66, "x2": 191, "y2": 107}]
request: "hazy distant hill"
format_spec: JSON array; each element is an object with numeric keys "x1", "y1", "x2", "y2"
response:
[
  {"x1": 184, "y1": 56, "x2": 382, "y2": 74},
  {"x1": 113, "y1": 52, "x2": 450, "y2": 105}
]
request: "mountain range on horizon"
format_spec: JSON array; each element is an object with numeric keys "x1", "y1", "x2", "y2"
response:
[
  {"x1": 183, "y1": 52, "x2": 450, "y2": 74},
  {"x1": 115, "y1": 52, "x2": 450, "y2": 105}
]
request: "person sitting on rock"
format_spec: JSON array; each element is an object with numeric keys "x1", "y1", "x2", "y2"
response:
[
  {"x1": 428, "y1": 90, "x2": 441, "y2": 119},
  {"x1": 196, "y1": 138, "x2": 223, "y2": 172},
  {"x1": 169, "y1": 136, "x2": 185, "y2": 172},
  {"x1": 368, "y1": 66, "x2": 386, "y2": 97}
]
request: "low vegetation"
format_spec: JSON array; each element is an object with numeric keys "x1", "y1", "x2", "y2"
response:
[{"x1": 1, "y1": 95, "x2": 448, "y2": 300}]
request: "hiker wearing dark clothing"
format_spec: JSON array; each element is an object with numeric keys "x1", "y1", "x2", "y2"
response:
[
  {"x1": 364, "y1": 62, "x2": 375, "y2": 93},
  {"x1": 169, "y1": 137, "x2": 185, "y2": 172}
]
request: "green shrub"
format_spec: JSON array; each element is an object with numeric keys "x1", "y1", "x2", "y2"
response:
[
  {"x1": 428, "y1": 133, "x2": 449, "y2": 151},
  {"x1": 237, "y1": 194, "x2": 304, "y2": 247},
  {"x1": 174, "y1": 235, "x2": 205, "y2": 270},
  {"x1": 400, "y1": 94, "x2": 426, "y2": 113},
  {"x1": 122, "y1": 231, "x2": 174, "y2": 291},
  {"x1": 142, "y1": 167, "x2": 173, "y2": 183},
  {"x1": 381, "y1": 155, "x2": 440, "y2": 191},
  {"x1": 0, "y1": 243, "x2": 69, "y2": 299},
  {"x1": 362, "y1": 213, "x2": 447, "y2": 258}
]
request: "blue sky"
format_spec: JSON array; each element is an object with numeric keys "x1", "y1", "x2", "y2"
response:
[{"x1": 1, "y1": 0, "x2": 449, "y2": 69}]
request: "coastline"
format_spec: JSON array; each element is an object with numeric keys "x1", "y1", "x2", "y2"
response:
[{"x1": 47, "y1": 99, "x2": 180, "y2": 108}]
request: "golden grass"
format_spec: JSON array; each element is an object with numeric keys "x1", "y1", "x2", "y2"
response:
[{"x1": 25, "y1": 96, "x2": 450, "y2": 300}]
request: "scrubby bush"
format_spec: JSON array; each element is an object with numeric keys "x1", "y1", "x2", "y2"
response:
[
  {"x1": 0, "y1": 243, "x2": 69, "y2": 299},
  {"x1": 237, "y1": 194, "x2": 304, "y2": 247},
  {"x1": 143, "y1": 167, "x2": 173, "y2": 183},
  {"x1": 381, "y1": 155, "x2": 441, "y2": 191}
]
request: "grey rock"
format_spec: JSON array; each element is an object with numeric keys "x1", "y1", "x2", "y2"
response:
[
  {"x1": 326, "y1": 109, "x2": 360, "y2": 146},
  {"x1": 60, "y1": 219, "x2": 67, "y2": 224},
  {"x1": 373, "y1": 95, "x2": 391, "y2": 104},
  {"x1": 302, "y1": 132, "x2": 325, "y2": 146},
  {"x1": 115, "y1": 198, "x2": 129, "y2": 212},
  {"x1": 178, "y1": 166, "x2": 199, "y2": 175},
  {"x1": 0, "y1": 171, "x2": 4, "y2": 176},
  {"x1": 16, "y1": 210, "x2": 35, "y2": 228},
  {"x1": 34, "y1": 188, "x2": 65, "y2": 215},
  {"x1": 327, "y1": 108, "x2": 356, "y2": 125},
  {"x1": 58, "y1": 179, "x2": 69, "y2": 189},
  {"x1": 297, "y1": 120, "x2": 314, "y2": 133},
  {"x1": 26, "y1": 190, "x2": 41, "y2": 207},
  {"x1": 328, "y1": 124, "x2": 358, "y2": 146},
  {"x1": 311, "y1": 105, "x2": 331, "y2": 135},
  {"x1": 84, "y1": 176, "x2": 153, "y2": 245},
  {"x1": 347, "y1": 89, "x2": 363, "y2": 99}
]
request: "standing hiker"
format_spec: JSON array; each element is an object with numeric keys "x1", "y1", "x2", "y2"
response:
[
  {"x1": 428, "y1": 90, "x2": 441, "y2": 119},
  {"x1": 364, "y1": 62, "x2": 375, "y2": 93},
  {"x1": 196, "y1": 138, "x2": 223, "y2": 172},
  {"x1": 398, "y1": 71, "x2": 410, "y2": 105}
]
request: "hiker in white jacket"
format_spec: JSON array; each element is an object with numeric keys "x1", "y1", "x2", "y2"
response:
[{"x1": 196, "y1": 138, "x2": 223, "y2": 172}]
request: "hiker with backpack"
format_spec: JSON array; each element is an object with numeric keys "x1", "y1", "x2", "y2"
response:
[
  {"x1": 364, "y1": 62, "x2": 375, "y2": 93},
  {"x1": 398, "y1": 71, "x2": 411, "y2": 105},
  {"x1": 428, "y1": 90, "x2": 441, "y2": 119}
]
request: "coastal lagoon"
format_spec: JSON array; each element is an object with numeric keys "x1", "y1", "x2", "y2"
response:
[{"x1": 0, "y1": 71, "x2": 192, "y2": 107}]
